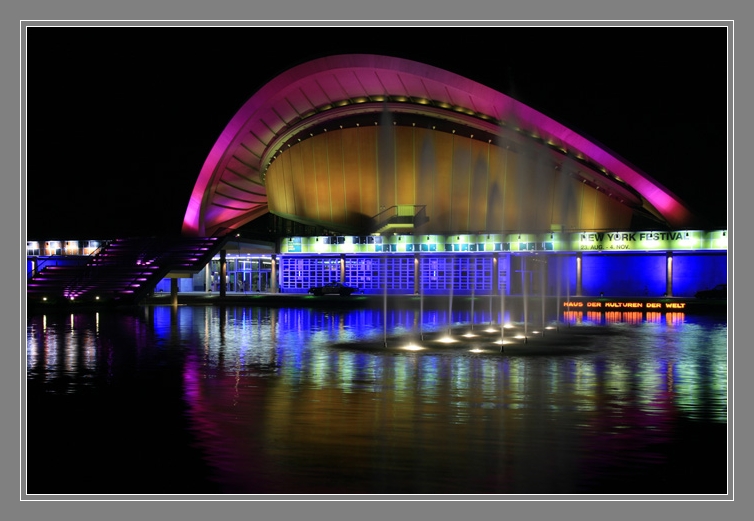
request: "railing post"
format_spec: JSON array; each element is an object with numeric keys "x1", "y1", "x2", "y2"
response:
[{"x1": 220, "y1": 249, "x2": 227, "y2": 298}]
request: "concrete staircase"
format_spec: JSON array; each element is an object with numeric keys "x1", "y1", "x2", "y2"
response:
[{"x1": 27, "y1": 236, "x2": 222, "y2": 305}]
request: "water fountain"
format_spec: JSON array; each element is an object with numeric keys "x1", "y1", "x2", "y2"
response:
[
  {"x1": 447, "y1": 255, "x2": 454, "y2": 335},
  {"x1": 383, "y1": 255, "x2": 388, "y2": 347},
  {"x1": 499, "y1": 269, "x2": 506, "y2": 352},
  {"x1": 470, "y1": 258, "x2": 475, "y2": 332},
  {"x1": 420, "y1": 264, "x2": 425, "y2": 341},
  {"x1": 522, "y1": 254, "x2": 529, "y2": 343},
  {"x1": 361, "y1": 102, "x2": 583, "y2": 355}
]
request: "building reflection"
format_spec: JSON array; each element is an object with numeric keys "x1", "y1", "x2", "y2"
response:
[{"x1": 26, "y1": 305, "x2": 727, "y2": 493}]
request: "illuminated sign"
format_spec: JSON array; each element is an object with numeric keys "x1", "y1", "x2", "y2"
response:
[
  {"x1": 573, "y1": 230, "x2": 726, "y2": 251},
  {"x1": 563, "y1": 301, "x2": 686, "y2": 310},
  {"x1": 283, "y1": 229, "x2": 726, "y2": 254}
]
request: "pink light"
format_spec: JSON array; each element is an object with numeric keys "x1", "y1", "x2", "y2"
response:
[{"x1": 182, "y1": 54, "x2": 700, "y2": 235}]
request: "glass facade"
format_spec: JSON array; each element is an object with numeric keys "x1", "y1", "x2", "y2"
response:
[{"x1": 27, "y1": 230, "x2": 728, "y2": 299}]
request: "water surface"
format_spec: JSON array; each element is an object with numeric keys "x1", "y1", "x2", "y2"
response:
[{"x1": 25, "y1": 303, "x2": 728, "y2": 496}]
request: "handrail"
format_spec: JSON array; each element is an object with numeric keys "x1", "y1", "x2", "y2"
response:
[
  {"x1": 369, "y1": 205, "x2": 426, "y2": 232},
  {"x1": 61, "y1": 241, "x2": 119, "y2": 298},
  {"x1": 28, "y1": 242, "x2": 111, "y2": 279},
  {"x1": 30, "y1": 236, "x2": 225, "y2": 302}
]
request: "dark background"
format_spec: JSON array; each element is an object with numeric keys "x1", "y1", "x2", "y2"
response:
[{"x1": 25, "y1": 25, "x2": 729, "y2": 239}]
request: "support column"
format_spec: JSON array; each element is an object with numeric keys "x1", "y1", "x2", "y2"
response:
[
  {"x1": 576, "y1": 252, "x2": 583, "y2": 297},
  {"x1": 220, "y1": 249, "x2": 227, "y2": 298},
  {"x1": 204, "y1": 264, "x2": 211, "y2": 292},
  {"x1": 414, "y1": 253, "x2": 421, "y2": 295},
  {"x1": 340, "y1": 254, "x2": 346, "y2": 283},
  {"x1": 271, "y1": 254, "x2": 278, "y2": 293},
  {"x1": 540, "y1": 256, "x2": 547, "y2": 296},
  {"x1": 666, "y1": 251, "x2": 673, "y2": 297},
  {"x1": 170, "y1": 278, "x2": 178, "y2": 306},
  {"x1": 492, "y1": 252, "x2": 499, "y2": 296}
]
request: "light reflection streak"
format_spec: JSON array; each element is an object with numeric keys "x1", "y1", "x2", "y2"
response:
[
  {"x1": 43, "y1": 328, "x2": 58, "y2": 384},
  {"x1": 27, "y1": 304, "x2": 727, "y2": 494},
  {"x1": 65, "y1": 327, "x2": 77, "y2": 378},
  {"x1": 88, "y1": 310, "x2": 725, "y2": 424}
]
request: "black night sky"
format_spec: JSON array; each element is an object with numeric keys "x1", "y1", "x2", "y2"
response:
[{"x1": 25, "y1": 25, "x2": 729, "y2": 239}]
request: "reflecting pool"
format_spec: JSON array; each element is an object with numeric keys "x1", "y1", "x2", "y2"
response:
[{"x1": 25, "y1": 302, "x2": 728, "y2": 496}]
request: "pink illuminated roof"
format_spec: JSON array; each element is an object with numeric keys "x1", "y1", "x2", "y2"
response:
[{"x1": 182, "y1": 54, "x2": 698, "y2": 236}]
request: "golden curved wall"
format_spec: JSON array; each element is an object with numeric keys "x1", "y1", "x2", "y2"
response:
[{"x1": 265, "y1": 125, "x2": 633, "y2": 234}]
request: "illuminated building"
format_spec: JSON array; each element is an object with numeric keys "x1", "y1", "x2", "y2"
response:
[{"x1": 27, "y1": 55, "x2": 727, "y2": 301}]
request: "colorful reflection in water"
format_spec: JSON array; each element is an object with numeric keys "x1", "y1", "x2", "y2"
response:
[{"x1": 26, "y1": 304, "x2": 728, "y2": 496}]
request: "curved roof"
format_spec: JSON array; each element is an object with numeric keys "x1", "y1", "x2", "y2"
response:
[{"x1": 182, "y1": 54, "x2": 698, "y2": 237}]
